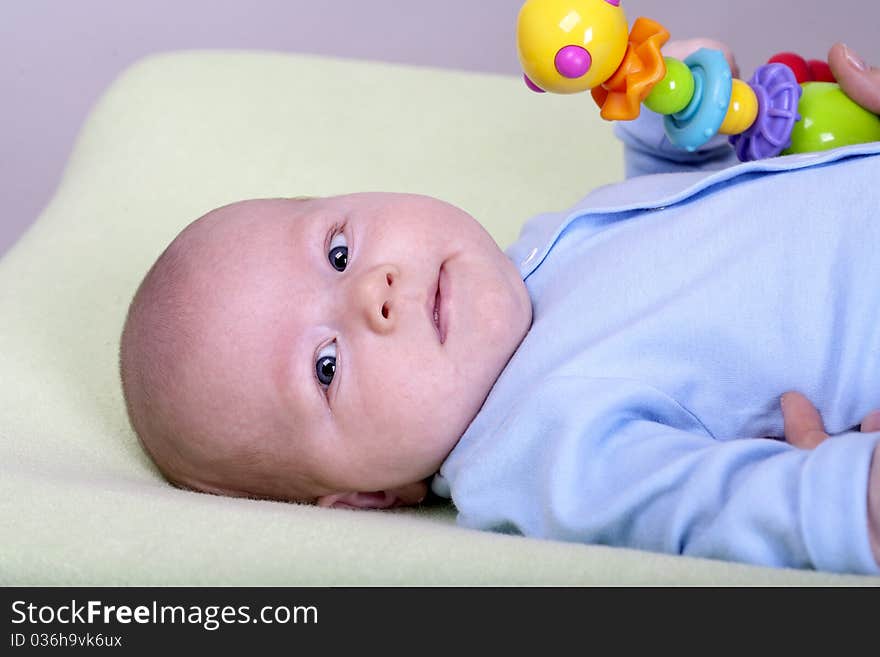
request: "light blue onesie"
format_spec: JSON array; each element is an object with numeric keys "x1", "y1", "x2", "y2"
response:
[{"x1": 434, "y1": 112, "x2": 880, "y2": 575}]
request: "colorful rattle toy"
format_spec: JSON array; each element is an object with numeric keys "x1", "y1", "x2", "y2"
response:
[{"x1": 517, "y1": 0, "x2": 880, "y2": 161}]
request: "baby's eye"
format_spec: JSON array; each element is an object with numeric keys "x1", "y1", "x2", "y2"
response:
[
  {"x1": 315, "y1": 341, "x2": 337, "y2": 388},
  {"x1": 328, "y1": 231, "x2": 348, "y2": 272}
]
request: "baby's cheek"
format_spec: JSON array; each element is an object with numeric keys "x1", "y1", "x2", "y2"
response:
[{"x1": 482, "y1": 278, "x2": 528, "y2": 340}]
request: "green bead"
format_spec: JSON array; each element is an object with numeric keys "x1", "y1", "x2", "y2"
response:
[
  {"x1": 785, "y1": 82, "x2": 880, "y2": 155},
  {"x1": 644, "y1": 57, "x2": 695, "y2": 115}
]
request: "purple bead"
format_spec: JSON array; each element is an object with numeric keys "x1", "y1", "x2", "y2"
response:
[
  {"x1": 729, "y1": 63, "x2": 802, "y2": 162},
  {"x1": 523, "y1": 73, "x2": 545, "y2": 93},
  {"x1": 604, "y1": 0, "x2": 621, "y2": 6},
  {"x1": 555, "y1": 45, "x2": 592, "y2": 79}
]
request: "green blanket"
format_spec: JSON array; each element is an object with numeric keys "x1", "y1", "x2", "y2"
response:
[{"x1": 1, "y1": 51, "x2": 872, "y2": 584}]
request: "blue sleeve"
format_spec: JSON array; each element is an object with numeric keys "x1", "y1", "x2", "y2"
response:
[
  {"x1": 446, "y1": 376, "x2": 880, "y2": 575},
  {"x1": 614, "y1": 109, "x2": 738, "y2": 178}
]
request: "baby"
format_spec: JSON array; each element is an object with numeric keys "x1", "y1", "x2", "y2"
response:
[
  {"x1": 120, "y1": 41, "x2": 880, "y2": 574},
  {"x1": 120, "y1": 191, "x2": 532, "y2": 506}
]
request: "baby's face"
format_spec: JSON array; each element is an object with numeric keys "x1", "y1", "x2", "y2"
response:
[{"x1": 186, "y1": 193, "x2": 531, "y2": 499}]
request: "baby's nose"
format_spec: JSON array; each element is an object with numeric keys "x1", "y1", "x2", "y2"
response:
[{"x1": 354, "y1": 264, "x2": 399, "y2": 334}]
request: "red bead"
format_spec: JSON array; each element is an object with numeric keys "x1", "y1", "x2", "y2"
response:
[
  {"x1": 807, "y1": 59, "x2": 836, "y2": 83},
  {"x1": 767, "y1": 52, "x2": 810, "y2": 83}
]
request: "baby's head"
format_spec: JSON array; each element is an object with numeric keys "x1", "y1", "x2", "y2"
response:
[{"x1": 120, "y1": 193, "x2": 532, "y2": 508}]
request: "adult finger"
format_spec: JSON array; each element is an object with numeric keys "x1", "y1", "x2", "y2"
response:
[
  {"x1": 781, "y1": 391, "x2": 829, "y2": 449},
  {"x1": 828, "y1": 43, "x2": 880, "y2": 114}
]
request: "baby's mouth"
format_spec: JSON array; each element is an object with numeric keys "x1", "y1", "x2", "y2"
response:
[{"x1": 429, "y1": 263, "x2": 447, "y2": 345}]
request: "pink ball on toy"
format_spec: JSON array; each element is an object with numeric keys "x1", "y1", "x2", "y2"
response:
[{"x1": 555, "y1": 45, "x2": 592, "y2": 79}]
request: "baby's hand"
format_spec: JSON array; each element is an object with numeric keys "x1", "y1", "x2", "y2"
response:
[
  {"x1": 781, "y1": 391, "x2": 880, "y2": 567},
  {"x1": 828, "y1": 43, "x2": 880, "y2": 115},
  {"x1": 663, "y1": 38, "x2": 740, "y2": 78},
  {"x1": 781, "y1": 391, "x2": 880, "y2": 449}
]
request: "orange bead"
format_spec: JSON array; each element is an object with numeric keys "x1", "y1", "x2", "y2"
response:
[{"x1": 591, "y1": 17, "x2": 670, "y2": 121}]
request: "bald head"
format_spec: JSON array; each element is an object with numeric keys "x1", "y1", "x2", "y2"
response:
[{"x1": 119, "y1": 199, "x2": 325, "y2": 502}]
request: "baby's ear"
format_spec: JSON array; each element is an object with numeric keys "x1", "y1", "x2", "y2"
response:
[{"x1": 317, "y1": 482, "x2": 427, "y2": 510}]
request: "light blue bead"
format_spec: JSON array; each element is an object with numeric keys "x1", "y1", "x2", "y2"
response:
[{"x1": 663, "y1": 49, "x2": 733, "y2": 152}]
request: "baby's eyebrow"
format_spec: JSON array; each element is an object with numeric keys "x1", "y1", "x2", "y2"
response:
[
  {"x1": 277, "y1": 320, "x2": 332, "y2": 421},
  {"x1": 305, "y1": 217, "x2": 339, "y2": 411},
  {"x1": 272, "y1": 215, "x2": 334, "y2": 418},
  {"x1": 288, "y1": 207, "x2": 325, "y2": 271}
]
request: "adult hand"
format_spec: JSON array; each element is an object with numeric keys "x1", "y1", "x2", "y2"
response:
[
  {"x1": 664, "y1": 38, "x2": 740, "y2": 78},
  {"x1": 781, "y1": 391, "x2": 880, "y2": 449},
  {"x1": 828, "y1": 43, "x2": 880, "y2": 114}
]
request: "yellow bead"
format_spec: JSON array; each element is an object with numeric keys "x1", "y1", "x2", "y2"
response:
[
  {"x1": 719, "y1": 79, "x2": 759, "y2": 135},
  {"x1": 517, "y1": 0, "x2": 630, "y2": 94}
]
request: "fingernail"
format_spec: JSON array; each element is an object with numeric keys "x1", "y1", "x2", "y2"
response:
[{"x1": 843, "y1": 44, "x2": 867, "y2": 71}]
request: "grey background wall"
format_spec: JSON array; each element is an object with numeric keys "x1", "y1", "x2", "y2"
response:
[{"x1": 2, "y1": 0, "x2": 878, "y2": 256}]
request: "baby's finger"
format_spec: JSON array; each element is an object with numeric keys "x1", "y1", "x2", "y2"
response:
[
  {"x1": 828, "y1": 43, "x2": 880, "y2": 114},
  {"x1": 861, "y1": 411, "x2": 880, "y2": 433},
  {"x1": 781, "y1": 391, "x2": 829, "y2": 449}
]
